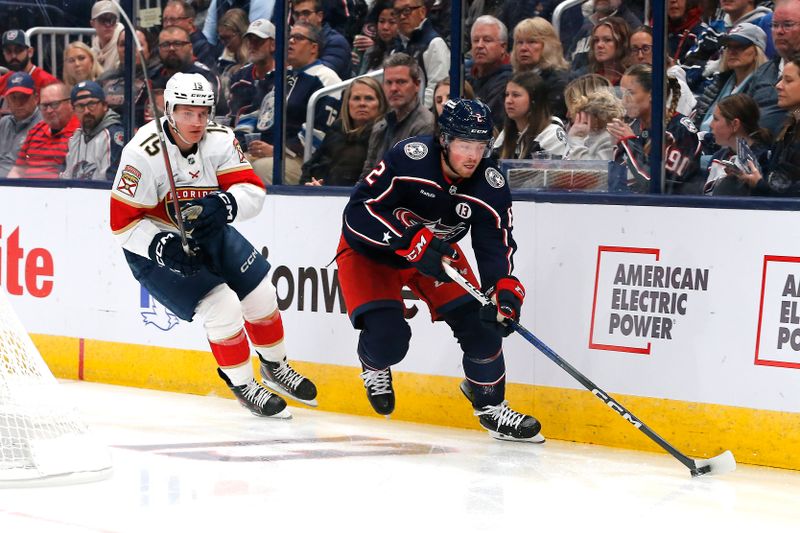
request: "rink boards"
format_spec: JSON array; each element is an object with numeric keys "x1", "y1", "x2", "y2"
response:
[{"x1": 1, "y1": 186, "x2": 799, "y2": 470}]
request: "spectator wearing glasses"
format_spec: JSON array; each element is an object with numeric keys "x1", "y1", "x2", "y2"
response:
[
  {"x1": 695, "y1": 23, "x2": 768, "y2": 133},
  {"x1": 61, "y1": 81, "x2": 124, "y2": 181},
  {"x1": 0, "y1": 72, "x2": 41, "y2": 177},
  {"x1": 239, "y1": 22, "x2": 342, "y2": 185},
  {"x1": 63, "y1": 41, "x2": 104, "y2": 88},
  {"x1": 291, "y1": 0, "x2": 353, "y2": 81},
  {"x1": 150, "y1": 26, "x2": 220, "y2": 103},
  {"x1": 162, "y1": 0, "x2": 217, "y2": 72},
  {"x1": 215, "y1": 8, "x2": 248, "y2": 81},
  {"x1": 227, "y1": 19, "x2": 276, "y2": 121},
  {"x1": 742, "y1": 0, "x2": 800, "y2": 135},
  {"x1": 390, "y1": 0, "x2": 450, "y2": 108},
  {"x1": 8, "y1": 82, "x2": 79, "y2": 179},
  {"x1": 628, "y1": 26, "x2": 696, "y2": 117},
  {"x1": 0, "y1": 30, "x2": 57, "y2": 101},
  {"x1": 467, "y1": 15, "x2": 512, "y2": 127},
  {"x1": 202, "y1": 0, "x2": 274, "y2": 48},
  {"x1": 90, "y1": 1, "x2": 124, "y2": 72}
]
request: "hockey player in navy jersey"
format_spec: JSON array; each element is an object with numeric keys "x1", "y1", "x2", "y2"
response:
[
  {"x1": 337, "y1": 98, "x2": 543, "y2": 443},
  {"x1": 110, "y1": 73, "x2": 317, "y2": 418}
]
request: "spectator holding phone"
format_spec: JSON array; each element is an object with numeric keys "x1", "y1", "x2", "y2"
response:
[
  {"x1": 704, "y1": 93, "x2": 772, "y2": 195},
  {"x1": 738, "y1": 54, "x2": 800, "y2": 196}
]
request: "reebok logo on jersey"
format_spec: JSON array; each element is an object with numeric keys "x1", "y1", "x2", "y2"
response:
[{"x1": 419, "y1": 189, "x2": 435, "y2": 198}]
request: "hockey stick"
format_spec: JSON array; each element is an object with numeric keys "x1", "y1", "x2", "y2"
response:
[
  {"x1": 442, "y1": 262, "x2": 736, "y2": 477},
  {"x1": 110, "y1": 0, "x2": 192, "y2": 253}
]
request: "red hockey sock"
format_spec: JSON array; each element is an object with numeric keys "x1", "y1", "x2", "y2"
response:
[
  {"x1": 244, "y1": 311, "x2": 284, "y2": 348},
  {"x1": 209, "y1": 329, "x2": 250, "y2": 367}
]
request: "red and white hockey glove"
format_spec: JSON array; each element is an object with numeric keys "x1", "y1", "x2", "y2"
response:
[
  {"x1": 479, "y1": 276, "x2": 526, "y2": 337},
  {"x1": 390, "y1": 224, "x2": 457, "y2": 283},
  {"x1": 181, "y1": 191, "x2": 238, "y2": 242}
]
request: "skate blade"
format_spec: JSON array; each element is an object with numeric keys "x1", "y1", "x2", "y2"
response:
[
  {"x1": 250, "y1": 407, "x2": 293, "y2": 420},
  {"x1": 488, "y1": 430, "x2": 546, "y2": 444},
  {"x1": 260, "y1": 378, "x2": 319, "y2": 407}
]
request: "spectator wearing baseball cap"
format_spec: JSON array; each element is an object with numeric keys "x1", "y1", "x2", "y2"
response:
[
  {"x1": 227, "y1": 19, "x2": 277, "y2": 120},
  {"x1": 695, "y1": 23, "x2": 769, "y2": 134},
  {"x1": 90, "y1": 0, "x2": 124, "y2": 71},
  {"x1": 61, "y1": 80, "x2": 124, "y2": 181},
  {"x1": 8, "y1": 82, "x2": 79, "y2": 179},
  {"x1": 0, "y1": 30, "x2": 58, "y2": 101},
  {"x1": 0, "y1": 72, "x2": 42, "y2": 177}
]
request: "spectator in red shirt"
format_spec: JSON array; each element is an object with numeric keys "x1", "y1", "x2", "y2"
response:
[
  {"x1": 8, "y1": 82, "x2": 79, "y2": 179},
  {"x1": 0, "y1": 30, "x2": 58, "y2": 99}
]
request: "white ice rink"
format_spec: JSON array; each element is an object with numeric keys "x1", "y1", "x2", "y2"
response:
[{"x1": 1, "y1": 381, "x2": 799, "y2": 533}]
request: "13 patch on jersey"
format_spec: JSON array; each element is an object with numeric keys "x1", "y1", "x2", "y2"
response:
[
  {"x1": 404, "y1": 142, "x2": 428, "y2": 160},
  {"x1": 485, "y1": 167, "x2": 505, "y2": 188}
]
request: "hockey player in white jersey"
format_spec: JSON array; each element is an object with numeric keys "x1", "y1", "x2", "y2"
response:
[{"x1": 110, "y1": 72, "x2": 317, "y2": 417}]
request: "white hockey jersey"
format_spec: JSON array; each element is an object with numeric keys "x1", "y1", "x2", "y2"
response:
[{"x1": 110, "y1": 118, "x2": 265, "y2": 258}]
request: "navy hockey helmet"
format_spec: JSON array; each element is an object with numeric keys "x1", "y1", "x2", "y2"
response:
[{"x1": 438, "y1": 98, "x2": 494, "y2": 143}]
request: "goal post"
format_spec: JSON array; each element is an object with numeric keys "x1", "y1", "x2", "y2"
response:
[{"x1": 0, "y1": 291, "x2": 112, "y2": 486}]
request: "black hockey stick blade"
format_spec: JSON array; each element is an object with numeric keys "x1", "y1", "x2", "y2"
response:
[{"x1": 441, "y1": 262, "x2": 737, "y2": 477}]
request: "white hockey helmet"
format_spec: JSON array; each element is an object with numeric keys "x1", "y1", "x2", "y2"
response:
[{"x1": 163, "y1": 72, "x2": 216, "y2": 125}]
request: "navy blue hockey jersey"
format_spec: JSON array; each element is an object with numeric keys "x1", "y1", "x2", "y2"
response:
[{"x1": 342, "y1": 136, "x2": 517, "y2": 290}]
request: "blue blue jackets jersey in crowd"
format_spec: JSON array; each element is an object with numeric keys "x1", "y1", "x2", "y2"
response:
[{"x1": 342, "y1": 135, "x2": 517, "y2": 291}]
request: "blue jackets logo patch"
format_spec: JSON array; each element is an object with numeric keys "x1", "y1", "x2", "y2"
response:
[
  {"x1": 485, "y1": 167, "x2": 505, "y2": 188},
  {"x1": 404, "y1": 142, "x2": 428, "y2": 160}
]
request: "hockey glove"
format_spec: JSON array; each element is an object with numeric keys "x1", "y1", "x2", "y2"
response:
[
  {"x1": 182, "y1": 191, "x2": 238, "y2": 242},
  {"x1": 479, "y1": 276, "x2": 526, "y2": 337},
  {"x1": 148, "y1": 232, "x2": 204, "y2": 277},
  {"x1": 390, "y1": 224, "x2": 457, "y2": 283}
]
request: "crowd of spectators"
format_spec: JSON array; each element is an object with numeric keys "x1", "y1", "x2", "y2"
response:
[{"x1": 3, "y1": 0, "x2": 800, "y2": 197}]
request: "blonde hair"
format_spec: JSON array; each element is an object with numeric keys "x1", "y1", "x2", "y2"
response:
[
  {"x1": 574, "y1": 90, "x2": 625, "y2": 130},
  {"x1": 63, "y1": 41, "x2": 103, "y2": 86},
  {"x1": 564, "y1": 74, "x2": 615, "y2": 118},
  {"x1": 511, "y1": 17, "x2": 568, "y2": 72},
  {"x1": 341, "y1": 76, "x2": 388, "y2": 134}
]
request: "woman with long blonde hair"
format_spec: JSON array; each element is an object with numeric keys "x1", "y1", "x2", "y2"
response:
[
  {"x1": 301, "y1": 76, "x2": 388, "y2": 186},
  {"x1": 63, "y1": 41, "x2": 103, "y2": 87},
  {"x1": 511, "y1": 17, "x2": 569, "y2": 119}
]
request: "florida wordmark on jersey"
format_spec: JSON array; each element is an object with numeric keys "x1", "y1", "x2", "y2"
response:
[
  {"x1": 343, "y1": 135, "x2": 517, "y2": 290},
  {"x1": 110, "y1": 118, "x2": 265, "y2": 257}
]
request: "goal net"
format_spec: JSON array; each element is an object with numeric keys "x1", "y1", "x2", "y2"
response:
[{"x1": 0, "y1": 291, "x2": 111, "y2": 486}]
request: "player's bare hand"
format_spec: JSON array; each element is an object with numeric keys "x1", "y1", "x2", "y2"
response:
[
  {"x1": 305, "y1": 177, "x2": 325, "y2": 186},
  {"x1": 248, "y1": 140, "x2": 274, "y2": 159},
  {"x1": 353, "y1": 34, "x2": 374, "y2": 51},
  {"x1": 606, "y1": 118, "x2": 634, "y2": 141}
]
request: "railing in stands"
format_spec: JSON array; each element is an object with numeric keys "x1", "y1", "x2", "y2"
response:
[
  {"x1": 303, "y1": 69, "x2": 385, "y2": 162},
  {"x1": 551, "y1": 0, "x2": 584, "y2": 39},
  {"x1": 25, "y1": 27, "x2": 96, "y2": 79}
]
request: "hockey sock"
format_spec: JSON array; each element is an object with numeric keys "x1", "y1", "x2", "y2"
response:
[
  {"x1": 210, "y1": 329, "x2": 253, "y2": 386},
  {"x1": 245, "y1": 311, "x2": 286, "y2": 363}
]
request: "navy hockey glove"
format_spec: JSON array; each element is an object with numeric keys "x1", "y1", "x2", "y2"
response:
[
  {"x1": 182, "y1": 191, "x2": 238, "y2": 242},
  {"x1": 390, "y1": 225, "x2": 457, "y2": 283},
  {"x1": 479, "y1": 276, "x2": 526, "y2": 337},
  {"x1": 148, "y1": 232, "x2": 204, "y2": 277}
]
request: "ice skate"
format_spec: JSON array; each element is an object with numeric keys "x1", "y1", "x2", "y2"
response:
[
  {"x1": 360, "y1": 365, "x2": 395, "y2": 416},
  {"x1": 258, "y1": 354, "x2": 318, "y2": 407},
  {"x1": 217, "y1": 368, "x2": 291, "y2": 418},
  {"x1": 460, "y1": 380, "x2": 544, "y2": 443}
]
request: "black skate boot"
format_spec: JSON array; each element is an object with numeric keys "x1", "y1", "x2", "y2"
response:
[
  {"x1": 475, "y1": 401, "x2": 544, "y2": 443},
  {"x1": 217, "y1": 368, "x2": 290, "y2": 418},
  {"x1": 258, "y1": 353, "x2": 318, "y2": 407},
  {"x1": 359, "y1": 365, "x2": 395, "y2": 416},
  {"x1": 460, "y1": 380, "x2": 544, "y2": 443}
]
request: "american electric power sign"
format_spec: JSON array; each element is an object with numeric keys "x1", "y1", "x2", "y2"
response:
[
  {"x1": 589, "y1": 246, "x2": 710, "y2": 355},
  {"x1": 755, "y1": 255, "x2": 800, "y2": 369}
]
